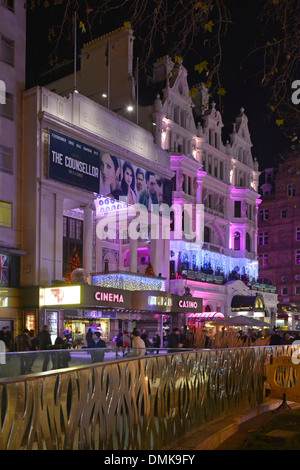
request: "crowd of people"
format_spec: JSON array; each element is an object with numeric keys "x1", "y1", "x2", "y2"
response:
[{"x1": 1, "y1": 323, "x2": 299, "y2": 376}]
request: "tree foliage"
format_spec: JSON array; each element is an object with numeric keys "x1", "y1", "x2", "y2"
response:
[{"x1": 25, "y1": 0, "x2": 300, "y2": 141}]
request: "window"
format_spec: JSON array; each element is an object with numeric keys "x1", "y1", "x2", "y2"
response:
[
  {"x1": 281, "y1": 275, "x2": 289, "y2": 283},
  {"x1": 259, "y1": 209, "x2": 269, "y2": 221},
  {"x1": 0, "y1": 35, "x2": 14, "y2": 65},
  {"x1": 281, "y1": 287, "x2": 288, "y2": 296},
  {"x1": 258, "y1": 232, "x2": 269, "y2": 246},
  {"x1": 234, "y1": 231, "x2": 241, "y2": 250},
  {"x1": 296, "y1": 250, "x2": 300, "y2": 265},
  {"x1": 246, "y1": 233, "x2": 251, "y2": 252},
  {"x1": 220, "y1": 161, "x2": 224, "y2": 181},
  {"x1": 63, "y1": 216, "x2": 83, "y2": 276},
  {"x1": 295, "y1": 286, "x2": 300, "y2": 295},
  {"x1": 0, "y1": 200, "x2": 12, "y2": 227},
  {"x1": 202, "y1": 153, "x2": 206, "y2": 172},
  {"x1": 208, "y1": 156, "x2": 212, "y2": 174},
  {"x1": 281, "y1": 210, "x2": 287, "y2": 219},
  {"x1": 204, "y1": 226, "x2": 211, "y2": 243},
  {"x1": 288, "y1": 184, "x2": 296, "y2": 197},
  {"x1": 296, "y1": 227, "x2": 300, "y2": 241},
  {"x1": 258, "y1": 253, "x2": 268, "y2": 268},
  {"x1": 214, "y1": 159, "x2": 218, "y2": 177},
  {"x1": 0, "y1": 144, "x2": 13, "y2": 174},
  {"x1": 0, "y1": 92, "x2": 14, "y2": 120},
  {"x1": 234, "y1": 201, "x2": 241, "y2": 218}
]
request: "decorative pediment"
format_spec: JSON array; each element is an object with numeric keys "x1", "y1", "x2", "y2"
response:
[{"x1": 234, "y1": 108, "x2": 252, "y2": 145}]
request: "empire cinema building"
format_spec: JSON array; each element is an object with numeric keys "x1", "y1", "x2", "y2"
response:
[{"x1": 1, "y1": 23, "x2": 278, "y2": 344}]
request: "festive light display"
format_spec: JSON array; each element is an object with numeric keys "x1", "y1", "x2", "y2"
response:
[
  {"x1": 92, "y1": 273, "x2": 166, "y2": 292},
  {"x1": 170, "y1": 240, "x2": 258, "y2": 281}
]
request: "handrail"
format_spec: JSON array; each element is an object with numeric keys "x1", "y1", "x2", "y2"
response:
[{"x1": 0, "y1": 345, "x2": 295, "y2": 450}]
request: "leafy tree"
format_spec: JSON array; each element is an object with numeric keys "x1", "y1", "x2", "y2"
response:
[{"x1": 25, "y1": 0, "x2": 300, "y2": 142}]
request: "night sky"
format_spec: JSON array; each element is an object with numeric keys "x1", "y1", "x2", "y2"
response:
[{"x1": 26, "y1": 0, "x2": 291, "y2": 171}]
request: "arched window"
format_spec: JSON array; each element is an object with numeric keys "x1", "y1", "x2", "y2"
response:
[
  {"x1": 246, "y1": 233, "x2": 251, "y2": 252},
  {"x1": 234, "y1": 231, "x2": 241, "y2": 250},
  {"x1": 205, "y1": 304, "x2": 212, "y2": 312}
]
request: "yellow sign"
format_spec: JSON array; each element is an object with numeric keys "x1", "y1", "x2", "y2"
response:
[
  {"x1": 39, "y1": 286, "x2": 81, "y2": 307},
  {"x1": 265, "y1": 355, "x2": 300, "y2": 403}
]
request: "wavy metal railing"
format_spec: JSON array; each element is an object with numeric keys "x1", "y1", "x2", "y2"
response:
[{"x1": 0, "y1": 346, "x2": 293, "y2": 450}]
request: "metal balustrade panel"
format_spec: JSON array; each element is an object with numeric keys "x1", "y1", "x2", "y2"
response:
[{"x1": 0, "y1": 346, "x2": 292, "y2": 450}]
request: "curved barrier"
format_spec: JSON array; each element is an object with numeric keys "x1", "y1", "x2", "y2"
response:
[{"x1": 0, "y1": 345, "x2": 294, "y2": 450}]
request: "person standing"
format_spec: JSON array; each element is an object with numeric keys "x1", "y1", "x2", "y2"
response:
[
  {"x1": 86, "y1": 328, "x2": 93, "y2": 348},
  {"x1": 4, "y1": 326, "x2": 13, "y2": 352},
  {"x1": 37, "y1": 325, "x2": 52, "y2": 371},
  {"x1": 14, "y1": 329, "x2": 31, "y2": 375},
  {"x1": 90, "y1": 332, "x2": 106, "y2": 363}
]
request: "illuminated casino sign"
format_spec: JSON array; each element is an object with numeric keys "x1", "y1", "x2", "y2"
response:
[{"x1": 179, "y1": 300, "x2": 198, "y2": 309}]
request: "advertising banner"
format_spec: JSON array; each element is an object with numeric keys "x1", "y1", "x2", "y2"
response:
[
  {"x1": 98, "y1": 153, "x2": 173, "y2": 212},
  {"x1": 49, "y1": 130, "x2": 101, "y2": 193}
]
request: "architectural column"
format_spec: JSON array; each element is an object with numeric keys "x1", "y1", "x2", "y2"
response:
[
  {"x1": 83, "y1": 203, "x2": 95, "y2": 277},
  {"x1": 196, "y1": 170, "x2": 207, "y2": 204},
  {"x1": 129, "y1": 237, "x2": 138, "y2": 273},
  {"x1": 54, "y1": 193, "x2": 64, "y2": 281}
]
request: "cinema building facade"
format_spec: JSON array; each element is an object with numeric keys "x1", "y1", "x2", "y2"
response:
[{"x1": 17, "y1": 27, "x2": 278, "y2": 342}]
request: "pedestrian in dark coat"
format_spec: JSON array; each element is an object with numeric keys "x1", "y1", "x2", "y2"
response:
[
  {"x1": 152, "y1": 332, "x2": 161, "y2": 354},
  {"x1": 15, "y1": 329, "x2": 31, "y2": 375},
  {"x1": 90, "y1": 332, "x2": 106, "y2": 363},
  {"x1": 269, "y1": 330, "x2": 283, "y2": 346},
  {"x1": 37, "y1": 325, "x2": 52, "y2": 371},
  {"x1": 86, "y1": 328, "x2": 93, "y2": 348},
  {"x1": 167, "y1": 328, "x2": 183, "y2": 353}
]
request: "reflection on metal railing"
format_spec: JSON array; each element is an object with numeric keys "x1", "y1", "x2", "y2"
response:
[{"x1": 0, "y1": 345, "x2": 293, "y2": 450}]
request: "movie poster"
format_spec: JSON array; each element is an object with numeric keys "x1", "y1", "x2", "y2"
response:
[{"x1": 98, "y1": 152, "x2": 173, "y2": 212}]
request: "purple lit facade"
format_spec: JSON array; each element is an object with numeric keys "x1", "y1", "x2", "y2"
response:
[{"x1": 1, "y1": 25, "x2": 278, "y2": 339}]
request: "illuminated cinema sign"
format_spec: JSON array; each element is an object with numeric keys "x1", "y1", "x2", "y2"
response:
[
  {"x1": 49, "y1": 130, "x2": 101, "y2": 193},
  {"x1": 94, "y1": 291, "x2": 124, "y2": 303}
]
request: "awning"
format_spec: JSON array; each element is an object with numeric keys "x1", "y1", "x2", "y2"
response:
[
  {"x1": 226, "y1": 315, "x2": 270, "y2": 327},
  {"x1": 187, "y1": 312, "x2": 225, "y2": 320}
]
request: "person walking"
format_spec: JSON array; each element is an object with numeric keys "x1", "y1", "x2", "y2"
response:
[
  {"x1": 115, "y1": 329, "x2": 123, "y2": 357},
  {"x1": 122, "y1": 330, "x2": 131, "y2": 356},
  {"x1": 167, "y1": 328, "x2": 183, "y2": 353},
  {"x1": 37, "y1": 325, "x2": 52, "y2": 371},
  {"x1": 14, "y1": 329, "x2": 31, "y2": 375},
  {"x1": 127, "y1": 331, "x2": 146, "y2": 357},
  {"x1": 152, "y1": 332, "x2": 161, "y2": 354}
]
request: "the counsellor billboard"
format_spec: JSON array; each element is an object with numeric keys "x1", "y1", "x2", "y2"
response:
[{"x1": 49, "y1": 130, "x2": 101, "y2": 193}]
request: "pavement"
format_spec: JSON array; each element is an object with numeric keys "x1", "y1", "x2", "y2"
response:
[{"x1": 163, "y1": 400, "x2": 300, "y2": 451}]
